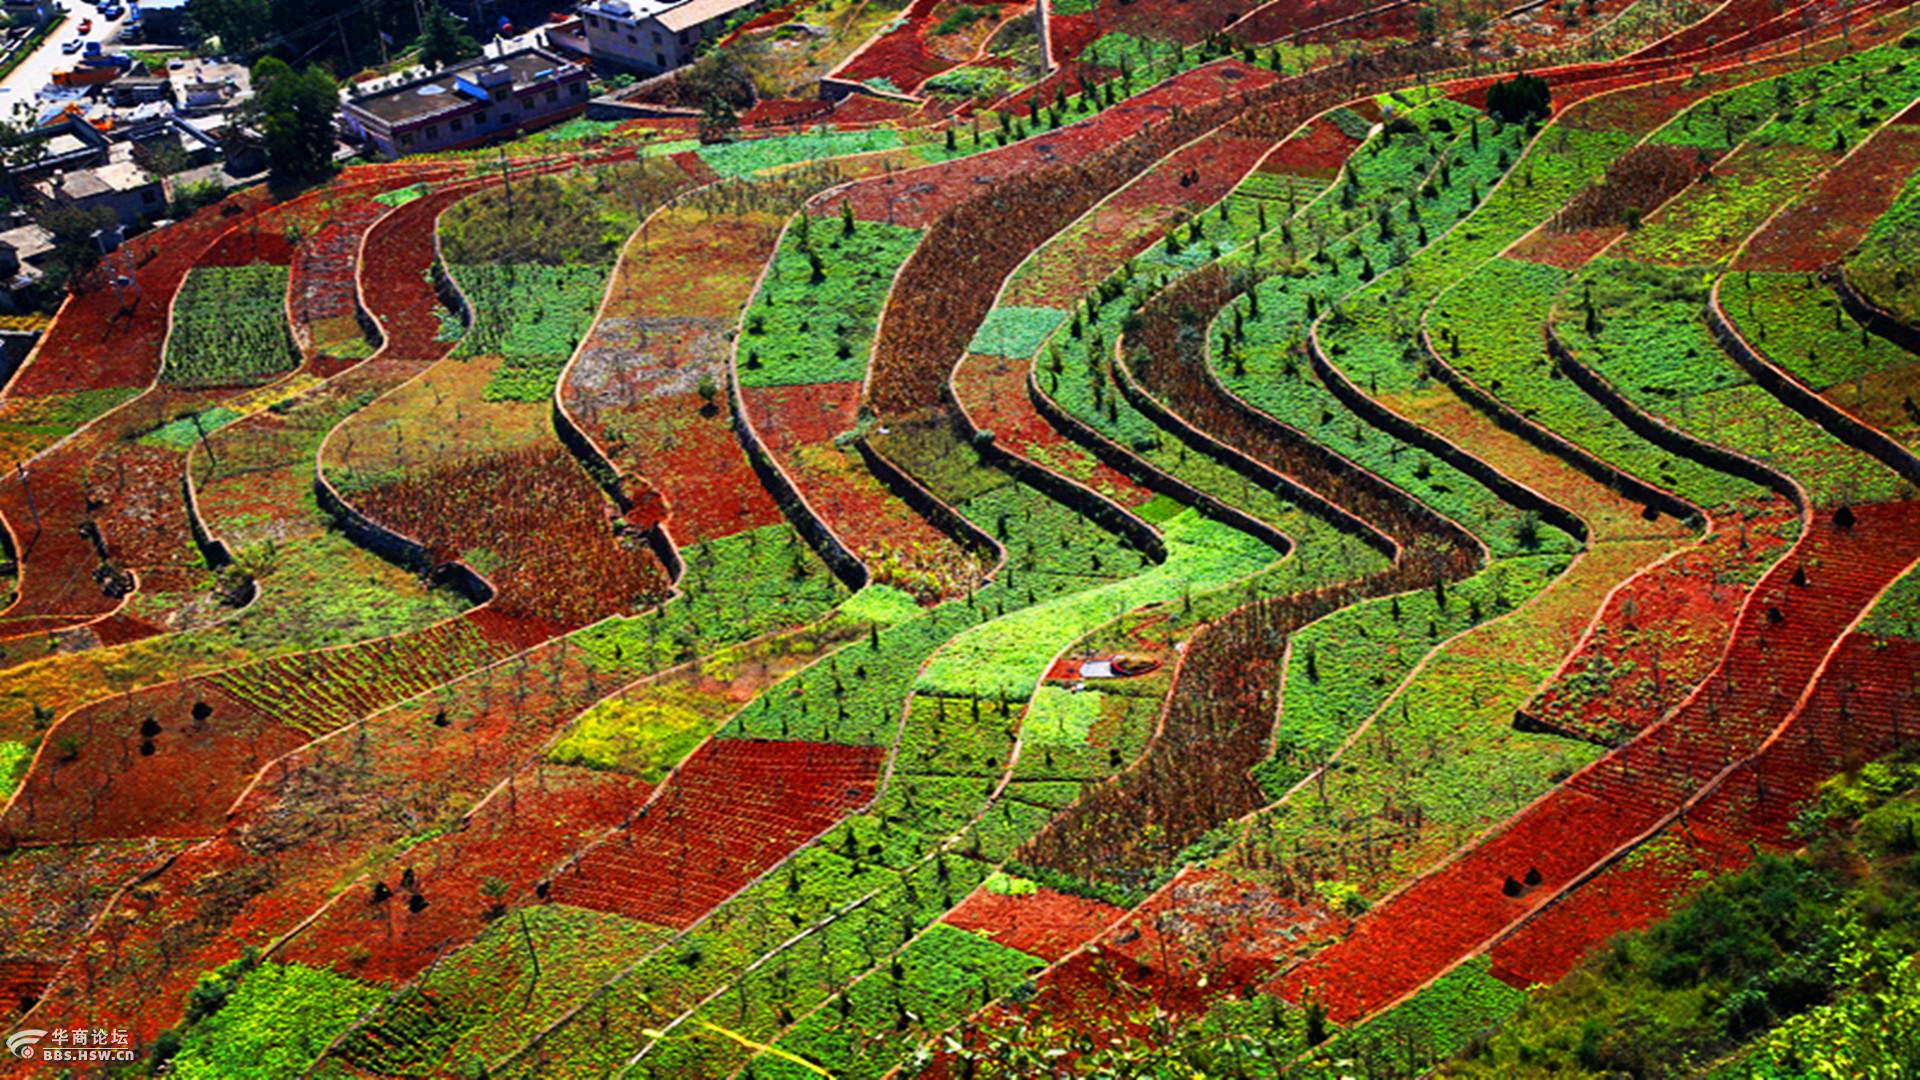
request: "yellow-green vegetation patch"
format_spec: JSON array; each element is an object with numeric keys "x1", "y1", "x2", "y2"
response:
[
  {"x1": 1132, "y1": 494, "x2": 1186, "y2": 523},
  {"x1": 1021, "y1": 684, "x2": 1109, "y2": 746},
  {"x1": 161, "y1": 958, "x2": 384, "y2": 1078},
  {"x1": 373, "y1": 182, "x2": 429, "y2": 206},
  {"x1": 1078, "y1": 31, "x2": 1181, "y2": 71},
  {"x1": 984, "y1": 870, "x2": 1038, "y2": 895},
  {"x1": 917, "y1": 509, "x2": 1276, "y2": 700},
  {"x1": 923, "y1": 64, "x2": 1018, "y2": 99},
  {"x1": 836, "y1": 583, "x2": 924, "y2": 627},
  {"x1": 530, "y1": 117, "x2": 622, "y2": 143},
  {"x1": 0, "y1": 739, "x2": 29, "y2": 796},
  {"x1": 696, "y1": 129, "x2": 904, "y2": 178},
  {"x1": 546, "y1": 683, "x2": 723, "y2": 780}
]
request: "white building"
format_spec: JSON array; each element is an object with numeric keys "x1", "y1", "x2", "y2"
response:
[
  {"x1": 577, "y1": 0, "x2": 767, "y2": 75},
  {"x1": 340, "y1": 47, "x2": 592, "y2": 158}
]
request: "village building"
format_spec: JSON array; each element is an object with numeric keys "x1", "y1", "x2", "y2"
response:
[{"x1": 339, "y1": 46, "x2": 590, "y2": 158}]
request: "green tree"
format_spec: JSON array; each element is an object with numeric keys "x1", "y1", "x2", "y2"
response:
[
  {"x1": 189, "y1": 0, "x2": 272, "y2": 53},
  {"x1": 1485, "y1": 71, "x2": 1551, "y2": 125},
  {"x1": 0, "y1": 113, "x2": 45, "y2": 179},
  {"x1": 699, "y1": 93, "x2": 738, "y2": 143},
  {"x1": 34, "y1": 202, "x2": 117, "y2": 293},
  {"x1": 415, "y1": 2, "x2": 478, "y2": 70},
  {"x1": 251, "y1": 58, "x2": 339, "y2": 180}
]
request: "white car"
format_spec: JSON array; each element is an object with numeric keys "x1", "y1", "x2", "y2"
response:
[{"x1": 62, "y1": 37, "x2": 83, "y2": 53}]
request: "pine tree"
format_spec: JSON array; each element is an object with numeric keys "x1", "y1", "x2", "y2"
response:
[{"x1": 415, "y1": 2, "x2": 479, "y2": 70}]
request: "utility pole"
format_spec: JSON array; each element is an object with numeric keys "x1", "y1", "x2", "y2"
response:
[
  {"x1": 336, "y1": 13, "x2": 356, "y2": 72},
  {"x1": 498, "y1": 144, "x2": 514, "y2": 225}
]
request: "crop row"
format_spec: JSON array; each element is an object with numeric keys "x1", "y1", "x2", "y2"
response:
[{"x1": 162, "y1": 264, "x2": 303, "y2": 389}]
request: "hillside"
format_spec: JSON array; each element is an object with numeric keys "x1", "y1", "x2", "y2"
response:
[{"x1": 1, "y1": 0, "x2": 1919, "y2": 1075}]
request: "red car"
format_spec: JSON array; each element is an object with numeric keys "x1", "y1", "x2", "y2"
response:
[{"x1": 76, "y1": 18, "x2": 91, "y2": 32}]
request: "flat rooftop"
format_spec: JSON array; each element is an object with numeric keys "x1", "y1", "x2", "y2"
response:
[
  {"x1": 36, "y1": 159, "x2": 156, "y2": 200},
  {"x1": 582, "y1": 0, "x2": 758, "y2": 30},
  {"x1": 346, "y1": 48, "x2": 582, "y2": 127}
]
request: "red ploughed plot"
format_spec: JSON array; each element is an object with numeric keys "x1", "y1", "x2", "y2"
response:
[
  {"x1": 943, "y1": 883, "x2": 1126, "y2": 962},
  {"x1": 1523, "y1": 503, "x2": 1796, "y2": 745},
  {"x1": 546, "y1": 738, "x2": 886, "y2": 928},
  {"x1": 0, "y1": 681, "x2": 300, "y2": 844},
  {"x1": 1261, "y1": 117, "x2": 1362, "y2": 180},
  {"x1": 352, "y1": 444, "x2": 672, "y2": 633},
  {"x1": 1736, "y1": 127, "x2": 1920, "y2": 271}
]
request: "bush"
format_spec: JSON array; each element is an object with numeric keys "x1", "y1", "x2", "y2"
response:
[
  {"x1": 169, "y1": 179, "x2": 226, "y2": 218},
  {"x1": 1486, "y1": 72, "x2": 1550, "y2": 125}
]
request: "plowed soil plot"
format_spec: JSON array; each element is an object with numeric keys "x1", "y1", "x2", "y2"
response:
[
  {"x1": 349, "y1": 444, "x2": 673, "y2": 632},
  {"x1": 943, "y1": 883, "x2": 1127, "y2": 962},
  {"x1": 546, "y1": 738, "x2": 886, "y2": 928},
  {"x1": 0, "y1": 681, "x2": 296, "y2": 843},
  {"x1": 1260, "y1": 115, "x2": 1362, "y2": 179}
]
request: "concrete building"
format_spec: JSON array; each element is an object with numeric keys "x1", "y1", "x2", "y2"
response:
[
  {"x1": 31, "y1": 155, "x2": 164, "y2": 228},
  {"x1": 0, "y1": 222, "x2": 53, "y2": 312},
  {"x1": 577, "y1": 0, "x2": 766, "y2": 75},
  {"x1": 339, "y1": 47, "x2": 591, "y2": 159},
  {"x1": 4, "y1": 117, "x2": 111, "y2": 195}
]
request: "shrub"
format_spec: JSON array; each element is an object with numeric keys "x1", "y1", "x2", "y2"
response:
[{"x1": 1486, "y1": 72, "x2": 1550, "y2": 125}]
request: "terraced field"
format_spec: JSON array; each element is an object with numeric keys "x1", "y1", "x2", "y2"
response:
[{"x1": 2, "y1": 0, "x2": 1918, "y2": 1074}]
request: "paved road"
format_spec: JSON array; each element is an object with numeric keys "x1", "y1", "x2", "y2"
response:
[{"x1": 0, "y1": 6, "x2": 129, "y2": 117}]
